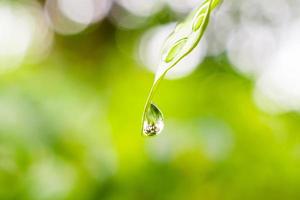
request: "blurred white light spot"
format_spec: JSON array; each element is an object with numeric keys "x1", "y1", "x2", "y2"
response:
[
  {"x1": 205, "y1": 1, "x2": 236, "y2": 56},
  {"x1": 139, "y1": 23, "x2": 207, "y2": 79},
  {"x1": 58, "y1": 0, "x2": 94, "y2": 25},
  {"x1": 45, "y1": 0, "x2": 88, "y2": 35},
  {"x1": 116, "y1": 0, "x2": 163, "y2": 17},
  {"x1": 26, "y1": 2, "x2": 54, "y2": 64},
  {"x1": 166, "y1": 0, "x2": 201, "y2": 13},
  {"x1": 0, "y1": 3, "x2": 34, "y2": 72},
  {"x1": 92, "y1": 0, "x2": 112, "y2": 23},
  {"x1": 110, "y1": 6, "x2": 149, "y2": 30},
  {"x1": 227, "y1": 24, "x2": 277, "y2": 77},
  {"x1": 255, "y1": 22, "x2": 300, "y2": 113},
  {"x1": 240, "y1": 0, "x2": 290, "y2": 27}
]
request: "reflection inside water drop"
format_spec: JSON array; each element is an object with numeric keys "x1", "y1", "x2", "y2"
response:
[{"x1": 143, "y1": 103, "x2": 164, "y2": 136}]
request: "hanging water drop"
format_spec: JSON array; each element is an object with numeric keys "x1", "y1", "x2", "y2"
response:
[{"x1": 143, "y1": 103, "x2": 164, "y2": 136}]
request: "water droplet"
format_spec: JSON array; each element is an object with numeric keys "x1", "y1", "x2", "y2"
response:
[{"x1": 143, "y1": 103, "x2": 164, "y2": 136}]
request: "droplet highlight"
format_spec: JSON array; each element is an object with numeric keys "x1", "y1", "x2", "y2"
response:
[{"x1": 143, "y1": 103, "x2": 164, "y2": 136}]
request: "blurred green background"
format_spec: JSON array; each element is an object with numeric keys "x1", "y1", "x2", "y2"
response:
[{"x1": 1, "y1": 0, "x2": 300, "y2": 199}]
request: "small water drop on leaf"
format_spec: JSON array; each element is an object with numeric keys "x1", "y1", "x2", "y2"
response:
[{"x1": 143, "y1": 103, "x2": 164, "y2": 137}]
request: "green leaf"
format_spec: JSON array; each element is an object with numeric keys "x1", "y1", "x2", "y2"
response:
[{"x1": 141, "y1": 0, "x2": 222, "y2": 136}]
